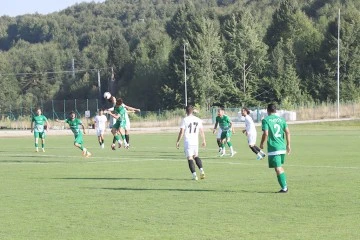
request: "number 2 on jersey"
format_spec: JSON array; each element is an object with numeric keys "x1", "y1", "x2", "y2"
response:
[
  {"x1": 187, "y1": 122, "x2": 199, "y2": 133},
  {"x1": 273, "y1": 123, "x2": 281, "y2": 138}
]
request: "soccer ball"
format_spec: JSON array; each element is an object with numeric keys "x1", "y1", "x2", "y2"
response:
[{"x1": 103, "y1": 92, "x2": 111, "y2": 100}]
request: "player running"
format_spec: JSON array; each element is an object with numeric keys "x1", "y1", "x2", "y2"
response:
[
  {"x1": 212, "y1": 108, "x2": 236, "y2": 157},
  {"x1": 31, "y1": 108, "x2": 50, "y2": 152},
  {"x1": 176, "y1": 105, "x2": 206, "y2": 180},
  {"x1": 56, "y1": 111, "x2": 91, "y2": 157},
  {"x1": 93, "y1": 108, "x2": 108, "y2": 149},
  {"x1": 241, "y1": 107, "x2": 266, "y2": 160}
]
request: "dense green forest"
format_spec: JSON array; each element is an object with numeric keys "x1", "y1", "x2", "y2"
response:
[{"x1": 0, "y1": 0, "x2": 359, "y2": 111}]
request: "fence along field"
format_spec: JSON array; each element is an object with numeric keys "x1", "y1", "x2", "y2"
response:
[{"x1": 0, "y1": 100, "x2": 359, "y2": 130}]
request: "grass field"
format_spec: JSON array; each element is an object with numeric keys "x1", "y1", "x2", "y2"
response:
[{"x1": 0, "y1": 121, "x2": 359, "y2": 240}]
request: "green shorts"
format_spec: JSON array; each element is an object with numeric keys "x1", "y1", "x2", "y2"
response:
[
  {"x1": 221, "y1": 130, "x2": 231, "y2": 141},
  {"x1": 34, "y1": 131, "x2": 46, "y2": 139},
  {"x1": 268, "y1": 154, "x2": 285, "y2": 168},
  {"x1": 74, "y1": 134, "x2": 83, "y2": 145},
  {"x1": 113, "y1": 120, "x2": 126, "y2": 130}
]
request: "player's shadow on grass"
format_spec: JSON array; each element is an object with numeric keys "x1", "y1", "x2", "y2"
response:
[
  {"x1": 238, "y1": 189, "x2": 278, "y2": 194},
  {"x1": 54, "y1": 177, "x2": 190, "y2": 181},
  {"x1": 95, "y1": 187, "x2": 236, "y2": 193},
  {"x1": 0, "y1": 159, "x2": 63, "y2": 163}
]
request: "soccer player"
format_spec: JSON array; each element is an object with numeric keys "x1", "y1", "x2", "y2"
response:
[
  {"x1": 241, "y1": 107, "x2": 266, "y2": 160},
  {"x1": 213, "y1": 109, "x2": 223, "y2": 153},
  {"x1": 106, "y1": 95, "x2": 140, "y2": 147},
  {"x1": 260, "y1": 103, "x2": 291, "y2": 193},
  {"x1": 31, "y1": 108, "x2": 50, "y2": 152},
  {"x1": 93, "y1": 108, "x2": 108, "y2": 149},
  {"x1": 55, "y1": 111, "x2": 91, "y2": 157},
  {"x1": 105, "y1": 98, "x2": 129, "y2": 150},
  {"x1": 176, "y1": 105, "x2": 206, "y2": 180},
  {"x1": 212, "y1": 108, "x2": 236, "y2": 157}
]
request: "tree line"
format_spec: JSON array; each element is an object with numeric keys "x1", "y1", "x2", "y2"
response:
[{"x1": 0, "y1": 0, "x2": 359, "y2": 111}]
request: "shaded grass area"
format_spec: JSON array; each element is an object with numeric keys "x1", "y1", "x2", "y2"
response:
[{"x1": 0, "y1": 121, "x2": 359, "y2": 239}]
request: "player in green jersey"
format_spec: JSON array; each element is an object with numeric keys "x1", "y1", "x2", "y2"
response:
[
  {"x1": 56, "y1": 111, "x2": 91, "y2": 157},
  {"x1": 260, "y1": 103, "x2": 291, "y2": 193},
  {"x1": 212, "y1": 108, "x2": 236, "y2": 157},
  {"x1": 105, "y1": 98, "x2": 129, "y2": 150},
  {"x1": 31, "y1": 108, "x2": 50, "y2": 152},
  {"x1": 106, "y1": 95, "x2": 140, "y2": 147}
]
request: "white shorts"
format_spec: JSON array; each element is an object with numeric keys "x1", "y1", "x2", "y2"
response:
[
  {"x1": 96, "y1": 129, "x2": 105, "y2": 137},
  {"x1": 125, "y1": 121, "x2": 130, "y2": 130},
  {"x1": 184, "y1": 142, "x2": 199, "y2": 158},
  {"x1": 216, "y1": 129, "x2": 222, "y2": 139},
  {"x1": 247, "y1": 132, "x2": 257, "y2": 146}
]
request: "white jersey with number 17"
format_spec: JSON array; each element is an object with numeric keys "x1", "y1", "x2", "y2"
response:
[{"x1": 180, "y1": 115, "x2": 203, "y2": 146}]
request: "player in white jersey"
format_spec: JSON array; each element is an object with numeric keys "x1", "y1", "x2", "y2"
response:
[
  {"x1": 241, "y1": 107, "x2": 266, "y2": 160},
  {"x1": 106, "y1": 95, "x2": 140, "y2": 147},
  {"x1": 176, "y1": 105, "x2": 206, "y2": 180},
  {"x1": 94, "y1": 109, "x2": 108, "y2": 148}
]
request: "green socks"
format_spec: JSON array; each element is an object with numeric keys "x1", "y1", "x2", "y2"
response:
[{"x1": 277, "y1": 172, "x2": 287, "y2": 189}]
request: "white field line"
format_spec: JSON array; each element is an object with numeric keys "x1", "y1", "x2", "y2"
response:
[{"x1": 0, "y1": 153, "x2": 359, "y2": 170}]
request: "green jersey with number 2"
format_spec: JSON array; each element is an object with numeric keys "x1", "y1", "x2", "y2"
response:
[{"x1": 262, "y1": 114, "x2": 288, "y2": 155}]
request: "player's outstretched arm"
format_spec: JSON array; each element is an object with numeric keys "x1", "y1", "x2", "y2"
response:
[
  {"x1": 106, "y1": 111, "x2": 119, "y2": 120},
  {"x1": 105, "y1": 107, "x2": 114, "y2": 112},
  {"x1": 55, "y1": 119, "x2": 65, "y2": 123},
  {"x1": 124, "y1": 104, "x2": 140, "y2": 112}
]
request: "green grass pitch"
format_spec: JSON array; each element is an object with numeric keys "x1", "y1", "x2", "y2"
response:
[{"x1": 0, "y1": 121, "x2": 359, "y2": 240}]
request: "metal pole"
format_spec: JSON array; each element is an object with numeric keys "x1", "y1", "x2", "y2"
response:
[
  {"x1": 64, "y1": 100, "x2": 66, "y2": 120},
  {"x1": 52, "y1": 100, "x2": 54, "y2": 120},
  {"x1": 184, "y1": 44, "x2": 187, "y2": 107},
  {"x1": 337, "y1": 9, "x2": 340, "y2": 118},
  {"x1": 98, "y1": 70, "x2": 101, "y2": 101},
  {"x1": 72, "y1": 58, "x2": 75, "y2": 78}
]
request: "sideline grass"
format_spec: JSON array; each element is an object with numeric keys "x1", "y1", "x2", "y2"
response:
[{"x1": 0, "y1": 121, "x2": 359, "y2": 240}]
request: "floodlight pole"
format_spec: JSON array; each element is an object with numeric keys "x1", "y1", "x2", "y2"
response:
[
  {"x1": 184, "y1": 43, "x2": 188, "y2": 107},
  {"x1": 337, "y1": 9, "x2": 340, "y2": 118}
]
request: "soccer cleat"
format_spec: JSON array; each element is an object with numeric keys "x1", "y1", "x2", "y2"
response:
[
  {"x1": 124, "y1": 144, "x2": 130, "y2": 149},
  {"x1": 35, "y1": 148, "x2": 39, "y2": 152},
  {"x1": 192, "y1": 175, "x2": 198, "y2": 181},
  {"x1": 118, "y1": 142, "x2": 122, "y2": 148},
  {"x1": 86, "y1": 151, "x2": 92, "y2": 158},
  {"x1": 256, "y1": 155, "x2": 263, "y2": 160},
  {"x1": 220, "y1": 151, "x2": 226, "y2": 157},
  {"x1": 111, "y1": 144, "x2": 116, "y2": 150},
  {"x1": 82, "y1": 148, "x2": 87, "y2": 156},
  {"x1": 42, "y1": 148, "x2": 45, "y2": 152},
  {"x1": 278, "y1": 188, "x2": 288, "y2": 193},
  {"x1": 230, "y1": 151, "x2": 237, "y2": 157},
  {"x1": 101, "y1": 143, "x2": 104, "y2": 149},
  {"x1": 200, "y1": 172, "x2": 205, "y2": 179}
]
